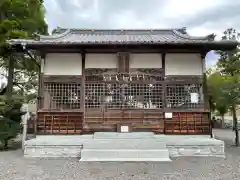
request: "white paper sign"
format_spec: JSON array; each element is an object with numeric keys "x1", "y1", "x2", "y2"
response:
[
  {"x1": 191, "y1": 93, "x2": 199, "y2": 103},
  {"x1": 165, "y1": 112, "x2": 172, "y2": 119},
  {"x1": 120, "y1": 126, "x2": 129, "y2": 132}
]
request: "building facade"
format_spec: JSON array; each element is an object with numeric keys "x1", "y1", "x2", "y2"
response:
[{"x1": 10, "y1": 28, "x2": 238, "y2": 135}]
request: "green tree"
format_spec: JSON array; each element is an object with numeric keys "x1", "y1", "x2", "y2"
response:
[
  {"x1": 216, "y1": 28, "x2": 240, "y2": 146},
  {"x1": 207, "y1": 72, "x2": 231, "y2": 126},
  {"x1": 0, "y1": 0, "x2": 48, "y2": 148},
  {"x1": 215, "y1": 103, "x2": 228, "y2": 127},
  {"x1": 0, "y1": 0, "x2": 47, "y2": 102},
  {"x1": 0, "y1": 95, "x2": 25, "y2": 149}
]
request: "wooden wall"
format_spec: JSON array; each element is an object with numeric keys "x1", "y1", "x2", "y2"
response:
[{"x1": 36, "y1": 51, "x2": 210, "y2": 135}]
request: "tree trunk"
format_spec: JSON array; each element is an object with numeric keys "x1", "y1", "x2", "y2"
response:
[
  {"x1": 3, "y1": 139, "x2": 8, "y2": 149},
  {"x1": 232, "y1": 104, "x2": 239, "y2": 147},
  {"x1": 6, "y1": 56, "x2": 14, "y2": 101},
  {"x1": 221, "y1": 114, "x2": 225, "y2": 128}
]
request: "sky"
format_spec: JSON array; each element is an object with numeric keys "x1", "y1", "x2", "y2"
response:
[{"x1": 43, "y1": 0, "x2": 240, "y2": 68}]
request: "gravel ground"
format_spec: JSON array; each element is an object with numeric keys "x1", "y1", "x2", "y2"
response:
[{"x1": 0, "y1": 129, "x2": 240, "y2": 180}]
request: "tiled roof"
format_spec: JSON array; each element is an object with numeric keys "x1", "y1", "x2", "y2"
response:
[{"x1": 9, "y1": 27, "x2": 219, "y2": 45}]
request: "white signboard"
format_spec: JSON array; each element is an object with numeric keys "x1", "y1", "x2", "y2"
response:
[
  {"x1": 165, "y1": 112, "x2": 172, "y2": 119},
  {"x1": 190, "y1": 93, "x2": 199, "y2": 103},
  {"x1": 120, "y1": 126, "x2": 129, "y2": 132}
]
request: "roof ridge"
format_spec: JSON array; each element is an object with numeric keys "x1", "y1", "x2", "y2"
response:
[
  {"x1": 59, "y1": 27, "x2": 184, "y2": 31},
  {"x1": 38, "y1": 27, "x2": 215, "y2": 41}
]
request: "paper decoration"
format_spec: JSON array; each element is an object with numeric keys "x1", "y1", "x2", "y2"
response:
[
  {"x1": 165, "y1": 112, "x2": 172, "y2": 119},
  {"x1": 190, "y1": 93, "x2": 199, "y2": 103},
  {"x1": 120, "y1": 126, "x2": 129, "y2": 132}
]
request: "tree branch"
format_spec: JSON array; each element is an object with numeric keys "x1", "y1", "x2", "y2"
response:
[{"x1": 25, "y1": 50, "x2": 40, "y2": 68}]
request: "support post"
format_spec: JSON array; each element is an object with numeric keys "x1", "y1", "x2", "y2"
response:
[
  {"x1": 201, "y1": 52, "x2": 209, "y2": 110},
  {"x1": 81, "y1": 52, "x2": 86, "y2": 131},
  {"x1": 117, "y1": 52, "x2": 130, "y2": 109},
  {"x1": 162, "y1": 52, "x2": 166, "y2": 108},
  {"x1": 162, "y1": 52, "x2": 166, "y2": 134},
  {"x1": 36, "y1": 53, "x2": 45, "y2": 134},
  {"x1": 201, "y1": 52, "x2": 212, "y2": 137},
  {"x1": 39, "y1": 53, "x2": 45, "y2": 109},
  {"x1": 117, "y1": 52, "x2": 130, "y2": 73}
]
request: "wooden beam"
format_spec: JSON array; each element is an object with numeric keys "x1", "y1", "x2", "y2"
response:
[
  {"x1": 43, "y1": 75, "x2": 82, "y2": 83},
  {"x1": 44, "y1": 48, "x2": 205, "y2": 54}
]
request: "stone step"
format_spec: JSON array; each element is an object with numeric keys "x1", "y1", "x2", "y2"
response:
[
  {"x1": 24, "y1": 145, "x2": 82, "y2": 158},
  {"x1": 93, "y1": 132, "x2": 155, "y2": 139},
  {"x1": 80, "y1": 149, "x2": 171, "y2": 162},
  {"x1": 83, "y1": 139, "x2": 166, "y2": 149}
]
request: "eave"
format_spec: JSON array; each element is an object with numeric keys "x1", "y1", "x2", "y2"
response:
[{"x1": 11, "y1": 40, "x2": 239, "y2": 53}]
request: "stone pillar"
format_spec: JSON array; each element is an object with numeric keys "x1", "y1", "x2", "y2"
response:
[{"x1": 21, "y1": 104, "x2": 29, "y2": 150}]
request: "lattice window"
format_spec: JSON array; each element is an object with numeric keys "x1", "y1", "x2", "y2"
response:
[
  {"x1": 85, "y1": 83, "x2": 163, "y2": 109},
  {"x1": 166, "y1": 83, "x2": 204, "y2": 109},
  {"x1": 44, "y1": 83, "x2": 81, "y2": 109},
  {"x1": 85, "y1": 68, "x2": 164, "y2": 109}
]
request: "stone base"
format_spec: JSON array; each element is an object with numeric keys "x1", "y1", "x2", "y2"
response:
[
  {"x1": 24, "y1": 135, "x2": 90, "y2": 158},
  {"x1": 24, "y1": 145, "x2": 82, "y2": 158},
  {"x1": 165, "y1": 135, "x2": 225, "y2": 158},
  {"x1": 23, "y1": 134, "x2": 225, "y2": 159}
]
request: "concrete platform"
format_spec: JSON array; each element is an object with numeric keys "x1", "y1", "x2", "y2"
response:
[
  {"x1": 82, "y1": 139, "x2": 167, "y2": 149},
  {"x1": 24, "y1": 133, "x2": 225, "y2": 159},
  {"x1": 80, "y1": 133, "x2": 171, "y2": 161},
  {"x1": 80, "y1": 149, "x2": 171, "y2": 162},
  {"x1": 93, "y1": 132, "x2": 156, "y2": 139}
]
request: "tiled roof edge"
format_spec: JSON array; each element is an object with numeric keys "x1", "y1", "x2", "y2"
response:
[
  {"x1": 172, "y1": 29, "x2": 215, "y2": 41},
  {"x1": 35, "y1": 29, "x2": 71, "y2": 40},
  {"x1": 7, "y1": 39, "x2": 238, "y2": 45}
]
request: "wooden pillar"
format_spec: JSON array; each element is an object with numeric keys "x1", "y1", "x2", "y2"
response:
[
  {"x1": 201, "y1": 52, "x2": 209, "y2": 110},
  {"x1": 162, "y1": 52, "x2": 166, "y2": 134},
  {"x1": 81, "y1": 52, "x2": 86, "y2": 129},
  {"x1": 39, "y1": 53, "x2": 45, "y2": 109},
  {"x1": 117, "y1": 52, "x2": 129, "y2": 73},
  {"x1": 162, "y1": 52, "x2": 166, "y2": 109},
  {"x1": 35, "y1": 52, "x2": 45, "y2": 134},
  {"x1": 201, "y1": 52, "x2": 212, "y2": 136},
  {"x1": 117, "y1": 52, "x2": 129, "y2": 110}
]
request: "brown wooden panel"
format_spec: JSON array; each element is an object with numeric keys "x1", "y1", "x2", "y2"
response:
[
  {"x1": 164, "y1": 112, "x2": 210, "y2": 134},
  {"x1": 84, "y1": 110, "x2": 164, "y2": 133},
  {"x1": 37, "y1": 111, "x2": 83, "y2": 135}
]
